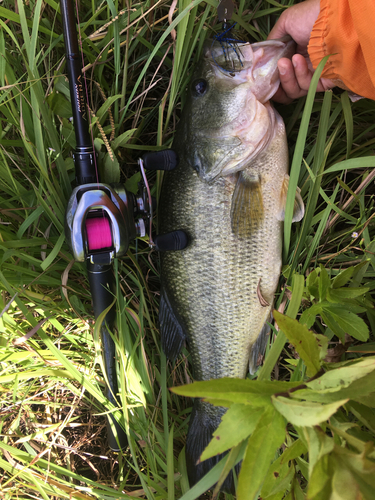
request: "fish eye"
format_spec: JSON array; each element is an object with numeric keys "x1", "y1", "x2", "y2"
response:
[{"x1": 192, "y1": 79, "x2": 208, "y2": 97}]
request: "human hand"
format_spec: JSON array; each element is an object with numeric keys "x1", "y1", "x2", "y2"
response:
[{"x1": 267, "y1": 0, "x2": 335, "y2": 103}]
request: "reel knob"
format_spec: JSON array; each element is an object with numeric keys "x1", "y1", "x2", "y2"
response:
[
  {"x1": 142, "y1": 150, "x2": 178, "y2": 171},
  {"x1": 154, "y1": 230, "x2": 188, "y2": 252}
]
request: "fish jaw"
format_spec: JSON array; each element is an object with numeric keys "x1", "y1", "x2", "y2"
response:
[
  {"x1": 182, "y1": 38, "x2": 294, "y2": 182},
  {"x1": 207, "y1": 37, "x2": 295, "y2": 103},
  {"x1": 193, "y1": 98, "x2": 277, "y2": 182}
]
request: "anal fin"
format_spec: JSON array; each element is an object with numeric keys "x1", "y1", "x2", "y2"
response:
[
  {"x1": 231, "y1": 172, "x2": 263, "y2": 238},
  {"x1": 159, "y1": 288, "x2": 186, "y2": 360}
]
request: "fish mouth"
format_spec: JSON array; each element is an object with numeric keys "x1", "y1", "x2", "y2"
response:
[{"x1": 206, "y1": 37, "x2": 295, "y2": 77}]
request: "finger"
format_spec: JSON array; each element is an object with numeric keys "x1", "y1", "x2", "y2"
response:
[
  {"x1": 317, "y1": 77, "x2": 336, "y2": 92},
  {"x1": 292, "y1": 54, "x2": 313, "y2": 92},
  {"x1": 278, "y1": 58, "x2": 307, "y2": 100},
  {"x1": 271, "y1": 85, "x2": 294, "y2": 105},
  {"x1": 293, "y1": 55, "x2": 336, "y2": 93}
]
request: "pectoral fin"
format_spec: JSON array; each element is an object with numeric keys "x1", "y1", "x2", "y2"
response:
[
  {"x1": 277, "y1": 174, "x2": 304, "y2": 222},
  {"x1": 231, "y1": 172, "x2": 263, "y2": 238}
]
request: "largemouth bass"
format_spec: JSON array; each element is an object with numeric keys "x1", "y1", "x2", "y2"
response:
[{"x1": 158, "y1": 38, "x2": 304, "y2": 489}]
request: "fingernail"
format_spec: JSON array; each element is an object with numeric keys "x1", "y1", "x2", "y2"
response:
[
  {"x1": 292, "y1": 58, "x2": 298, "y2": 68},
  {"x1": 279, "y1": 64, "x2": 286, "y2": 76}
]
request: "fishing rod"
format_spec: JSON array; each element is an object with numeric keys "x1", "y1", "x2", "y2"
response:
[{"x1": 61, "y1": 0, "x2": 187, "y2": 450}]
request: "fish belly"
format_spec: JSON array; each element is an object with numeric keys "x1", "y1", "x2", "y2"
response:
[{"x1": 159, "y1": 160, "x2": 282, "y2": 381}]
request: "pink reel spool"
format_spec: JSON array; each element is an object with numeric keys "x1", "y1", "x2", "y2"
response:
[{"x1": 85, "y1": 217, "x2": 112, "y2": 251}]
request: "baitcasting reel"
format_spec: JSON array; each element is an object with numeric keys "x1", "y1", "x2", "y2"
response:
[{"x1": 65, "y1": 149, "x2": 188, "y2": 263}]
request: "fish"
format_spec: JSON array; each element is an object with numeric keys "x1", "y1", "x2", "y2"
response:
[{"x1": 158, "y1": 38, "x2": 304, "y2": 490}]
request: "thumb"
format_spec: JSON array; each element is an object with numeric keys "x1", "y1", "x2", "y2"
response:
[{"x1": 267, "y1": 15, "x2": 287, "y2": 40}]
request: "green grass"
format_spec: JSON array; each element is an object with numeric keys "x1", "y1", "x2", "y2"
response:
[{"x1": 0, "y1": 0, "x2": 374, "y2": 498}]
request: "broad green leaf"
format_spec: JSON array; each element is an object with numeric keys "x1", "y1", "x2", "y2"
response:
[
  {"x1": 280, "y1": 439, "x2": 308, "y2": 464},
  {"x1": 308, "y1": 357, "x2": 375, "y2": 393},
  {"x1": 306, "y1": 268, "x2": 319, "y2": 297},
  {"x1": 321, "y1": 310, "x2": 347, "y2": 341},
  {"x1": 331, "y1": 464, "x2": 360, "y2": 500},
  {"x1": 327, "y1": 287, "x2": 369, "y2": 302},
  {"x1": 103, "y1": 152, "x2": 120, "y2": 184},
  {"x1": 303, "y1": 426, "x2": 334, "y2": 476},
  {"x1": 334, "y1": 446, "x2": 375, "y2": 498},
  {"x1": 300, "y1": 302, "x2": 323, "y2": 329},
  {"x1": 46, "y1": 91, "x2": 72, "y2": 119},
  {"x1": 212, "y1": 441, "x2": 243, "y2": 496},
  {"x1": 307, "y1": 455, "x2": 332, "y2": 499},
  {"x1": 322, "y1": 304, "x2": 369, "y2": 341},
  {"x1": 171, "y1": 378, "x2": 301, "y2": 405},
  {"x1": 292, "y1": 386, "x2": 375, "y2": 408},
  {"x1": 273, "y1": 311, "x2": 322, "y2": 376},
  {"x1": 96, "y1": 94, "x2": 123, "y2": 121},
  {"x1": 332, "y1": 266, "x2": 355, "y2": 288},
  {"x1": 295, "y1": 455, "x2": 309, "y2": 481},
  {"x1": 265, "y1": 493, "x2": 285, "y2": 500},
  {"x1": 260, "y1": 454, "x2": 294, "y2": 499},
  {"x1": 272, "y1": 396, "x2": 347, "y2": 426},
  {"x1": 200, "y1": 404, "x2": 263, "y2": 461},
  {"x1": 112, "y1": 128, "x2": 137, "y2": 151},
  {"x1": 349, "y1": 402, "x2": 375, "y2": 434},
  {"x1": 316, "y1": 334, "x2": 329, "y2": 360},
  {"x1": 236, "y1": 407, "x2": 286, "y2": 500},
  {"x1": 290, "y1": 477, "x2": 306, "y2": 500},
  {"x1": 319, "y1": 265, "x2": 330, "y2": 301},
  {"x1": 328, "y1": 424, "x2": 375, "y2": 457},
  {"x1": 351, "y1": 260, "x2": 372, "y2": 288},
  {"x1": 125, "y1": 172, "x2": 142, "y2": 195}
]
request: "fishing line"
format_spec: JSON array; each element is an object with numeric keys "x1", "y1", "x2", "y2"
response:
[
  {"x1": 74, "y1": 0, "x2": 114, "y2": 248},
  {"x1": 139, "y1": 158, "x2": 154, "y2": 248},
  {"x1": 74, "y1": 0, "x2": 100, "y2": 189}
]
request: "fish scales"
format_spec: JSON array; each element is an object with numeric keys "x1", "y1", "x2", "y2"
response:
[
  {"x1": 158, "y1": 38, "x2": 302, "y2": 490},
  {"x1": 160, "y1": 130, "x2": 286, "y2": 379}
]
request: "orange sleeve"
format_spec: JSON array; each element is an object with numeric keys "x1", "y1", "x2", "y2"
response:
[{"x1": 308, "y1": 0, "x2": 375, "y2": 100}]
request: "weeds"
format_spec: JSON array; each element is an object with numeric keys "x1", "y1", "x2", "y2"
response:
[{"x1": 0, "y1": 0, "x2": 374, "y2": 498}]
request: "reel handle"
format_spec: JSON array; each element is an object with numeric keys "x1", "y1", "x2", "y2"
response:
[
  {"x1": 154, "y1": 231, "x2": 188, "y2": 252},
  {"x1": 142, "y1": 150, "x2": 178, "y2": 171}
]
